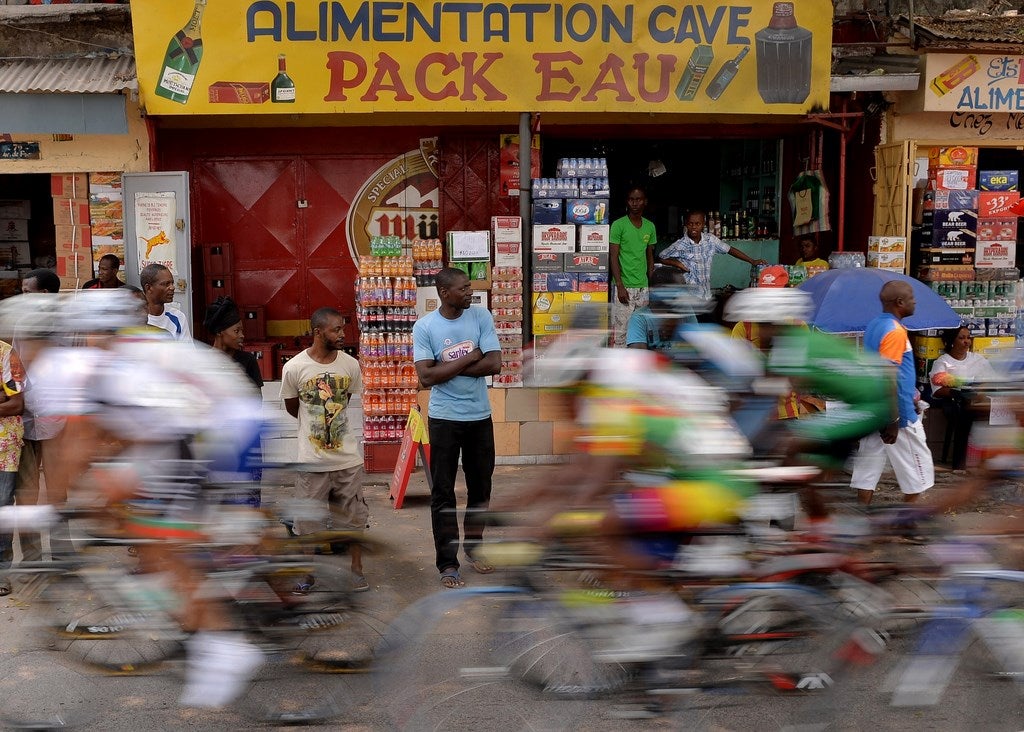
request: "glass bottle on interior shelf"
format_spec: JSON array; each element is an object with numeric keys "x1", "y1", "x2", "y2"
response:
[{"x1": 155, "y1": 0, "x2": 207, "y2": 104}]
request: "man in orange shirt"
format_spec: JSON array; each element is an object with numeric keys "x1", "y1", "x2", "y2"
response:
[{"x1": 850, "y1": 281, "x2": 933, "y2": 505}]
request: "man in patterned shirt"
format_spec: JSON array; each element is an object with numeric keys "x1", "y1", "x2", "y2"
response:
[
  {"x1": 0, "y1": 340, "x2": 23, "y2": 596},
  {"x1": 659, "y1": 210, "x2": 766, "y2": 301}
]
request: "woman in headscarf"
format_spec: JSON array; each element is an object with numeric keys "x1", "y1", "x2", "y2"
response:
[
  {"x1": 203, "y1": 296, "x2": 265, "y2": 508},
  {"x1": 203, "y1": 297, "x2": 263, "y2": 390}
]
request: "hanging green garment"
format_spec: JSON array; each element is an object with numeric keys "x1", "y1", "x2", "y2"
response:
[{"x1": 788, "y1": 170, "x2": 831, "y2": 235}]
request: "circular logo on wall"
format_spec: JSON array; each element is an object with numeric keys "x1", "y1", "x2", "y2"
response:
[{"x1": 347, "y1": 138, "x2": 440, "y2": 267}]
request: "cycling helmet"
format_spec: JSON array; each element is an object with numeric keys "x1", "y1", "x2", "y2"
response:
[
  {"x1": 60, "y1": 289, "x2": 146, "y2": 334},
  {"x1": 979, "y1": 347, "x2": 1024, "y2": 395},
  {"x1": 93, "y1": 356, "x2": 213, "y2": 440},
  {"x1": 723, "y1": 287, "x2": 812, "y2": 324},
  {"x1": 527, "y1": 330, "x2": 609, "y2": 388},
  {"x1": 0, "y1": 293, "x2": 61, "y2": 341}
]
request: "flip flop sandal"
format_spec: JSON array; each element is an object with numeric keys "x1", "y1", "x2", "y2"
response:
[
  {"x1": 351, "y1": 574, "x2": 370, "y2": 593},
  {"x1": 0, "y1": 579, "x2": 11, "y2": 597},
  {"x1": 440, "y1": 570, "x2": 465, "y2": 589},
  {"x1": 467, "y1": 557, "x2": 495, "y2": 574}
]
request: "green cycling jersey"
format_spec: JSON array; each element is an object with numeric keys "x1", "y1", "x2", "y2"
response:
[{"x1": 767, "y1": 326, "x2": 897, "y2": 444}]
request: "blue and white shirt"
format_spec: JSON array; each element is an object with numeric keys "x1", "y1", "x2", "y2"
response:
[
  {"x1": 659, "y1": 233, "x2": 731, "y2": 300},
  {"x1": 148, "y1": 305, "x2": 192, "y2": 341}
]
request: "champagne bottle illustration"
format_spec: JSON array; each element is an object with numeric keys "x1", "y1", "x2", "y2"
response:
[
  {"x1": 271, "y1": 54, "x2": 296, "y2": 103},
  {"x1": 755, "y1": 2, "x2": 813, "y2": 104},
  {"x1": 155, "y1": 0, "x2": 207, "y2": 104},
  {"x1": 705, "y1": 46, "x2": 749, "y2": 100}
]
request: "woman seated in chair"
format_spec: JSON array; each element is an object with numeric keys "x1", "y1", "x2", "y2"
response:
[{"x1": 929, "y1": 326, "x2": 997, "y2": 470}]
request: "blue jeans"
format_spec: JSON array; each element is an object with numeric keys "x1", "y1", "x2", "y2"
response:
[{"x1": 0, "y1": 471, "x2": 15, "y2": 570}]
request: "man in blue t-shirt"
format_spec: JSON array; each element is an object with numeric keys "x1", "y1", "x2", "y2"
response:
[
  {"x1": 625, "y1": 266, "x2": 697, "y2": 350},
  {"x1": 413, "y1": 268, "x2": 501, "y2": 588}
]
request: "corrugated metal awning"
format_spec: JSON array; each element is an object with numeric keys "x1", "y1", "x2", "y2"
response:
[{"x1": 0, "y1": 55, "x2": 135, "y2": 94}]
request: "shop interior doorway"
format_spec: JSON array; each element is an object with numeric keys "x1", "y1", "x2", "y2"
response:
[
  {"x1": 0, "y1": 174, "x2": 54, "y2": 275},
  {"x1": 540, "y1": 136, "x2": 780, "y2": 249}
]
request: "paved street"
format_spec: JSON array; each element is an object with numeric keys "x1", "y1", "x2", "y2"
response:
[{"x1": 0, "y1": 459, "x2": 1018, "y2": 729}]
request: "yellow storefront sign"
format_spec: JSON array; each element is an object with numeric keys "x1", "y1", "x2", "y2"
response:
[
  {"x1": 130, "y1": 0, "x2": 832, "y2": 115},
  {"x1": 923, "y1": 54, "x2": 1024, "y2": 113}
]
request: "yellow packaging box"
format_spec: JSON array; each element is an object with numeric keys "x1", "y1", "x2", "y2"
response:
[
  {"x1": 531, "y1": 313, "x2": 569, "y2": 335},
  {"x1": 913, "y1": 335, "x2": 943, "y2": 360},
  {"x1": 973, "y1": 336, "x2": 1015, "y2": 356}
]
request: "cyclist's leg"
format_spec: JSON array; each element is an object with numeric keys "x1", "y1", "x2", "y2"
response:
[
  {"x1": 0, "y1": 471, "x2": 15, "y2": 591},
  {"x1": 15, "y1": 439, "x2": 42, "y2": 561}
]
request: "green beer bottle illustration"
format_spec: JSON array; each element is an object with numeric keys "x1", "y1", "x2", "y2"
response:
[
  {"x1": 155, "y1": 0, "x2": 207, "y2": 104},
  {"x1": 705, "y1": 46, "x2": 749, "y2": 100}
]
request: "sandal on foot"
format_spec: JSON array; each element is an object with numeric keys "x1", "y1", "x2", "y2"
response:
[
  {"x1": 0, "y1": 578, "x2": 11, "y2": 596},
  {"x1": 292, "y1": 574, "x2": 316, "y2": 595},
  {"x1": 467, "y1": 557, "x2": 495, "y2": 575},
  {"x1": 351, "y1": 574, "x2": 369, "y2": 593},
  {"x1": 440, "y1": 570, "x2": 465, "y2": 589}
]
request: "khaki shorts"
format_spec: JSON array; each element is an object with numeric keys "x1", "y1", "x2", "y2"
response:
[{"x1": 294, "y1": 466, "x2": 368, "y2": 534}]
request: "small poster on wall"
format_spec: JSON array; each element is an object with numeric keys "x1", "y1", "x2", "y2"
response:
[
  {"x1": 135, "y1": 191, "x2": 177, "y2": 276},
  {"x1": 499, "y1": 134, "x2": 541, "y2": 197}
]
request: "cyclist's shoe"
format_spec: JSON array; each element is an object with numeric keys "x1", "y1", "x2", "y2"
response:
[
  {"x1": 292, "y1": 574, "x2": 315, "y2": 595},
  {"x1": 593, "y1": 593, "x2": 696, "y2": 664},
  {"x1": 179, "y1": 631, "x2": 263, "y2": 708}
]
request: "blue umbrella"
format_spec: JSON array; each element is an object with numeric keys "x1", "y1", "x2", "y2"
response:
[{"x1": 797, "y1": 268, "x2": 961, "y2": 333}]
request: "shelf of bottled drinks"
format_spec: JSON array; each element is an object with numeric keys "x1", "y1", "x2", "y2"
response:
[{"x1": 357, "y1": 235, "x2": 442, "y2": 443}]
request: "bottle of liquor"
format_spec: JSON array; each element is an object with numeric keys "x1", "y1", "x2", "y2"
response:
[
  {"x1": 705, "y1": 46, "x2": 749, "y2": 101},
  {"x1": 155, "y1": 0, "x2": 207, "y2": 104},
  {"x1": 271, "y1": 54, "x2": 296, "y2": 103}
]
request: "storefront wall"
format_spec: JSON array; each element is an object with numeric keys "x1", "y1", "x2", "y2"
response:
[
  {"x1": 0, "y1": 97, "x2": 150, "y2": 175},
  {"x1": 138, "y1": 0, "x2": 837, "y2": 460}
]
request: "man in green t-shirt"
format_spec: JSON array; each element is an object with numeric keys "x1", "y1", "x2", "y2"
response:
[{"x1": 609, "y1": 187, "x2": 656, "y2": 347}]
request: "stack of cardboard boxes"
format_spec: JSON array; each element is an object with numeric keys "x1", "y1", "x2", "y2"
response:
[
  {"x1": 530, "y1": 158, "x2": 611, "y2": 347},
  {"x1": 867, "y1": 236, "x2": 907, "y2": 272},
  {"x1": 913, "y1": 146, "x2": 1021, "y2": 382},
  {"x1": 0, "y1": 199, "x2": 30, "y2": 296},
  {"x1": 491, "y1": 216, "x2": 524, "y2": 387},
  {"x1": 88, "y1": 173, "x2": 125, "y2": 281},
  {"x1": 52, "y1": 173, "x2": 91, "y2": 290}
]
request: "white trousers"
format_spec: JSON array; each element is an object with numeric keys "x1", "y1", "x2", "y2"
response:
[{"x1": 849, "y1": 417, "x2": 934, "y2": 495}]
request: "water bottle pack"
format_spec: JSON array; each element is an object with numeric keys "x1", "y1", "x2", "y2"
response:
[
  {"x1": 532, "y1": 178, "x2": 579, "y2": 198},
  {"x1": 828, "y1": 252, "x2": 866, "y2": 269},
  {"x1": 555, "y1": 157, "x2": 608, "y2": 178},
  {"x1": 369, "y1": 235, "x2": 403, "y2": 257}
]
